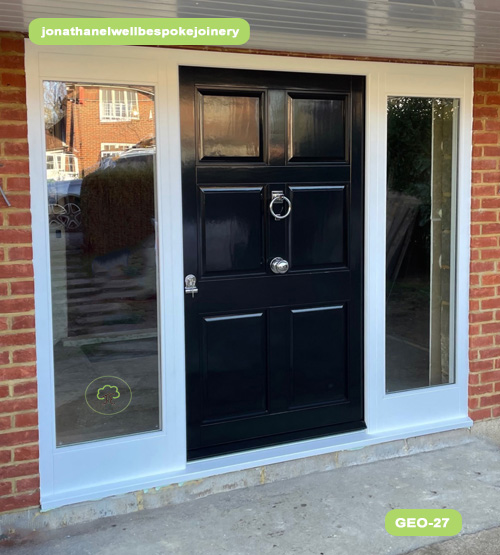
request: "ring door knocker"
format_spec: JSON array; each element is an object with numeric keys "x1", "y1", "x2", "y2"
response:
[{"x1": 269, "y1": 190, "x2": 292, "y2": 221}]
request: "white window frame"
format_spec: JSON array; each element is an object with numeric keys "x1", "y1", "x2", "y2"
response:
[
  {"x1": 99, "y1": 87, "x2": 139, "y2": 122},
  {"x1": 100, "y1": 142, "x2": 135, "y2": 159},
  {"x1": 26, "y1": 42, "x2": 473, "y2": 511},
  {"x1": 45, "y1": 150, "x2": 79, "y2": 181}
]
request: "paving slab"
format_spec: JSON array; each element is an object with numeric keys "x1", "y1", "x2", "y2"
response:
[{"x1": 3, "y1": 437, "x2": 500, "y2": 555}]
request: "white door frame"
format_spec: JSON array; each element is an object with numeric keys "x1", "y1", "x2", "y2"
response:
[{"x1": 26, "y1": 42, "x2": 473, "y2": 510}]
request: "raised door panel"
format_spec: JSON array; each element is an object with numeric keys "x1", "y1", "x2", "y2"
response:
[
  {"x1": 201, "y1": 312, "x2": 268, "y2": 423},
  {"x1": 289, "y1": 185, "x2": 347, "y2": 270},
  {"x1": 198, "y1": 91, "x2": 264, "y2": 162},
  {"x1": 287, "y1": 93, "x2": 347, "y2": 163},
  {"x1": 289, "y1": 305, "x2": 348, "y2": 409},
  {"x1": 200, "y1": 186, "x2": 265, "y2": 276}
]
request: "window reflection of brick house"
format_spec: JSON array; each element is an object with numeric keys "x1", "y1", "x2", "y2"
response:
[
  {"x1": 45, "y1": 132, "x2": 79, "y2": 181},
  {"x1": 49, "y1": 84, "x2": 155, "y2": 177}
]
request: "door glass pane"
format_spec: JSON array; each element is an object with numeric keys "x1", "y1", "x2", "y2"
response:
[
  {"x1": 200, "y1": 93, "x2": 261, "y2": 159},
  {"x1": 386, "y1": 97, "x2": 458, "y2": 393},
  {"x1": 44, "y1": 82, "x2": 160, "y2": 445}
]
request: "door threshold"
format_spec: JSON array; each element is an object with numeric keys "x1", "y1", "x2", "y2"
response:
[
  {"x1": 188, "y1": 420, "x2": 367, "y2": 460},
  {"x1": 185, "y1": 416, "x2": 472, "y2": 477}
]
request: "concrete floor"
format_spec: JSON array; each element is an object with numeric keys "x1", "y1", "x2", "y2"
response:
[{"x1": 3, "y1": 436, "x2": 500, "y2": 555}]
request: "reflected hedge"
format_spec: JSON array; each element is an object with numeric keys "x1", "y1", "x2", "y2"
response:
[{"x1": 80, "y1": 161, "x2": 155, "y2": 256}]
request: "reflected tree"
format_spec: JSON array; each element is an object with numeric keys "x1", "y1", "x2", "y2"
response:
[{"x1": 43, "y1": 81, "x2": 67, "y2": 129}]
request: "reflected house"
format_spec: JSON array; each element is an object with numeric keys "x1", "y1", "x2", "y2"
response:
[
  {"x1": 46, "y1": 83, "x2": 155, "y2": 178},
  {"x1": 45, "y1": 84, "x2": 156, "y2": 229},
  {"x1": 45, "y1": 132, "x2": 79, "y2": 181}
]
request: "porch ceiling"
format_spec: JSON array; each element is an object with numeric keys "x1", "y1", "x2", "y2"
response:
[{"x1": 2, "y1": 0, "x2": 500, "y2": 64}]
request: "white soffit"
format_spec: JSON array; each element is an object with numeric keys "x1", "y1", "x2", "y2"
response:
[{"x1": 2, "y1": 0, "x2": 499, "y2": 63}]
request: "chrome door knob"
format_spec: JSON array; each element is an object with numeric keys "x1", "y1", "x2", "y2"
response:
[{"x1": 270, "y1": 257, "x2": 289, "y2": 274}]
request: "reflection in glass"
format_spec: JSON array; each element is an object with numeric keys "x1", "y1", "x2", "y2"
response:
[
  {"x1": 386, "y1": 97, "x2": 458, "y2": 393},
  {"x1": 201, "y1": 94, "x2": 261, "y2": 159},
  {"x1": 44, "y1": 82, "x2": 160, "y2": 445}
]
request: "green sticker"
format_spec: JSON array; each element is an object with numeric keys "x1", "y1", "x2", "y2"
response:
[
  {"x1": 85, "y1": 376, "x2": 132, "y2": 416},
  {"x1": 29, "y1": 18, "x2": 250, "y2": 46},
  {"x1": 385, "y1": 509, "x2": 462, "y2": 536}
]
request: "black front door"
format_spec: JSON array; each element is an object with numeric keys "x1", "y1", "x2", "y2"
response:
[{"x1": 180, "y1": 67, "x2": 365, "y2": 460}]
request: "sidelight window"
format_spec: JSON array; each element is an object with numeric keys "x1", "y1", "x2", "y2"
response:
[
  {"x1": 44, "y1": 81, "x2": 159, "y2": 446},
  {"x1": 386, "y1": 97, "x2": 459, "y2": 393}
]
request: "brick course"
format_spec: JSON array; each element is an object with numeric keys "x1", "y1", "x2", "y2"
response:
[{"x1": 0, "y1": 32, "x2": 39, "y2": 514}]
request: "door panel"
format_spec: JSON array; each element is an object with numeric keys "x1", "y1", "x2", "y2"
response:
[
  {"x1": 202, "y1": 312, "x2": 268, "y2": 422},
  {"x1": 289, "y1": 305, "x2": 347, "y2": 409},
  {"x1": 289, "y1": 185, "x2": 347, "y2": 269},
  {"x1": 287, "y1": 93, "x2": 347, "y2": 162},
  {"x1": 181, "y1": 67, "x2": 365, "y2": 460},
  {"x1": 200, "y1": 186, "x2": 265, "y2": 276},
  {"x1": 197, "y1": 90, "x2": 264, "y2": 162}
]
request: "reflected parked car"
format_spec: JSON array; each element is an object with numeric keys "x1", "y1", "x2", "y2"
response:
[
  {"x1": 48, "y1": 178, "x2": 83, "y2": 231},
  {"x1": 47, "y1": 147, "x2": 156, "y2": 231}
]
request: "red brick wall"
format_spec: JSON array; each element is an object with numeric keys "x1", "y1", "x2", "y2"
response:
[
  {"x1": 0, "y1": 32, "x2": 39, "y2": 513},
  {"x1": 469, "y1": 65, "x2": 500, "y2": 420}
]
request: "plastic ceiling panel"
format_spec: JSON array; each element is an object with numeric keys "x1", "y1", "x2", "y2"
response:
[{"x1": 2, "y1": 0, "x2": 500, "y2": 62}]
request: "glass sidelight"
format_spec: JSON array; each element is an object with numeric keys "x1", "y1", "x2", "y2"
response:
[
  {"x1": 386, "y1": 97, "x2": 458, "y2": 393},
  {"x1": 44, "y1": 82, "x2": 160, "y2": 445}
]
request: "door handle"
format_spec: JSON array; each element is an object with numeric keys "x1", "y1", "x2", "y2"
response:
[
  {"x1": 269, "y1": 191, "x2": 292, "y2": 221},
  {"x1": 185, "y1": 274, "x2": 198, "y2": 298},
  {"x1": 270, "y1": 257, "x2": 289, "y2": 274}
]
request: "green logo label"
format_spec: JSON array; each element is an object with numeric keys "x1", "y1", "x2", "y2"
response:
[
  {"x1": 385, "y1": 509, "x2": 462, "y2": 536},
  {"x1": 29, "y1": 18, "x2": 250, "y2": 46},
  {"x1": 85, "y1": 376, "x2": 132, "y2": 416},
  {"x1": 97, "y1": 384, "x2": 120, "y2": 404}
]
